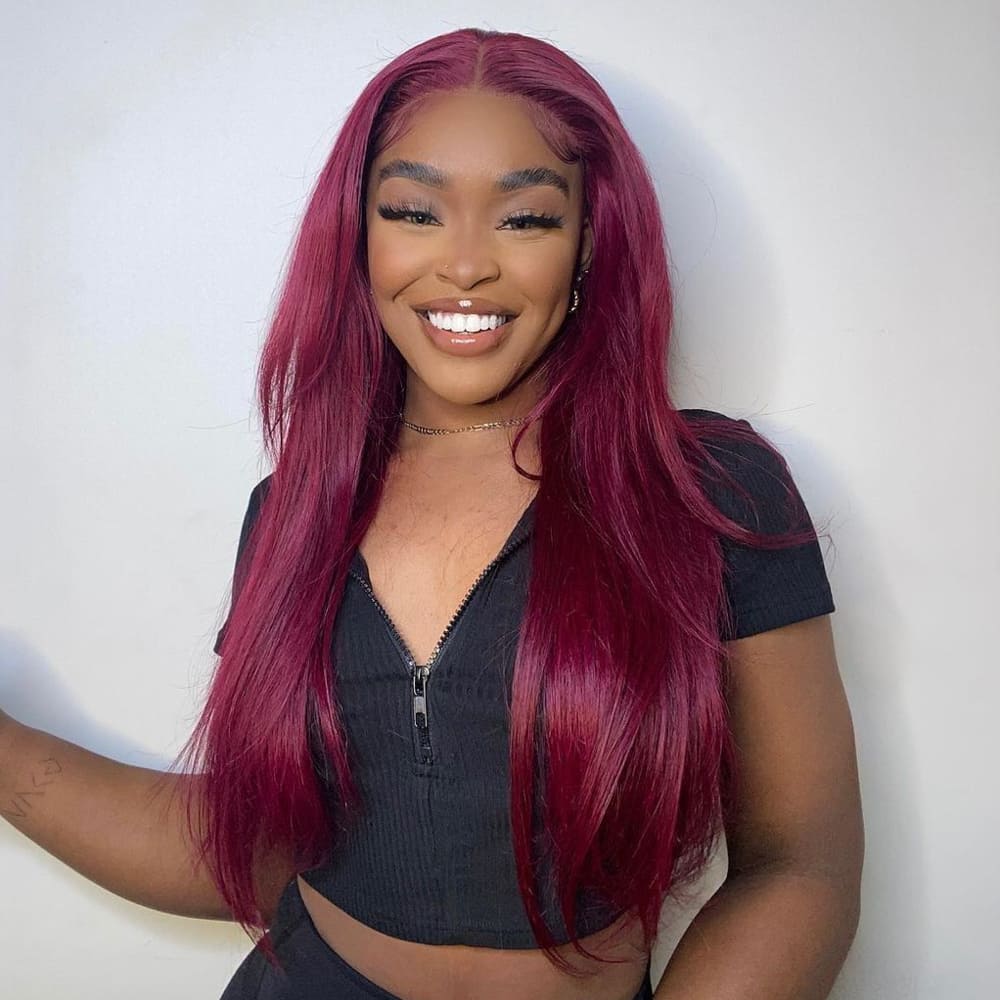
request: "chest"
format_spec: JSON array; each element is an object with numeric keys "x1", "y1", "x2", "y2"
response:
[{"x1": 354, "y1": 466, "x2": 538, "y2": 668}]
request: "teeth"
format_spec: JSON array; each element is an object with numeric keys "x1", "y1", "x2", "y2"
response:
[{"x1": 420, "y1": 311, "x2": 511, "y2": 333}]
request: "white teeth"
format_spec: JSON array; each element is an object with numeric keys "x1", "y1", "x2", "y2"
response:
[{"x1": 420, "y1": 311, "x2": 510, "y2": 333}]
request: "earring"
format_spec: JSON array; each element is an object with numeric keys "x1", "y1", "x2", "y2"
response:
[{"x1": 568, "y1": 268, "x2": 588, "y2": 315}]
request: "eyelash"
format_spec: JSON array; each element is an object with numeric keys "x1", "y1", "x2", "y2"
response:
[{"x1": 376, "y1": 201, "x2": 564, "y2": 231}]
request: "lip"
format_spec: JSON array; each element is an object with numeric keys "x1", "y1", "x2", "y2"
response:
[
  {"x1": 412, "y1": 297, "x2": 517, "y2": 316},
  {"x1": 414, "y1": 308, "x2": 514, "y2": 358}
]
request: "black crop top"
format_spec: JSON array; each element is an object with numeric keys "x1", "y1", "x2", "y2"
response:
[{"x1": 213, "y1": 409, "x2": 836, "y2": 948}]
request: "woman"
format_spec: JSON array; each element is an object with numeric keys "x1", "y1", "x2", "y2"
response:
[{"x1": 0, "y1": 27, "x2": 863, "y2": 1000}]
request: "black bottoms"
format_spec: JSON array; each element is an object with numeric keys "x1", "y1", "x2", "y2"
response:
[{"x1": 220, "y1": 878, "x2": 654, "y2": 999}]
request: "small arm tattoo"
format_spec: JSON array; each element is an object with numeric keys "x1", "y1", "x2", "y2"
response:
[{"x1": 3, "y1": 757, "x2": 62, "y2": 820}]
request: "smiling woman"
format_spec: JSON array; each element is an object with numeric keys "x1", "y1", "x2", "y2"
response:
[
  {"x1": 364, "y1": 91, "x2": 591, "y2": 379},
  {"x1": 1, "y1": 24, "x2": 860, "y2": 1000}
]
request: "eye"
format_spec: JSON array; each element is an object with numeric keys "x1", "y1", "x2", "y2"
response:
[
  {"x1": 500, "y1": 211, "x2": 565, "y2": 232},
  {"x1": 377, "y1": 201, "x2": 440, "y2": 226},
  {"x1": 375, "y1": 203, "x2": 565, "y2": 231}
]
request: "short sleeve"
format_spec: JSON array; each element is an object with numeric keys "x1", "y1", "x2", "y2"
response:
[
  {"x1": 213, "y1": 475, "x2": 272, "y2": 655},
  {"x1": 683, "y1": 409, "x2": 836, "y2": 641}
]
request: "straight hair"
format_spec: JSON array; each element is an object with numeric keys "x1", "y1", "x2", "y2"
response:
[{"x1": 164, "y1": 27, "x2": 828, "y2": 976}]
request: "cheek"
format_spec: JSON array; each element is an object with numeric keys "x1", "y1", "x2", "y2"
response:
[
  {"x1": 367, "y1": 232, "x2": 413, "y2": 292},
  {"x1": 506, "y1": 259, "x2": 572, "y2": 308}
]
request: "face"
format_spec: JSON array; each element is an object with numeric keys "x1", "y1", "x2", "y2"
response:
[{"x1": 364, "y1": 88, "x2": 592, "y2": 431}]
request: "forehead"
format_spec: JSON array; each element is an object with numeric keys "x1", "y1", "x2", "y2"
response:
[{"x1": 368, "y1": 89, "x2": 581, "y2": 198}]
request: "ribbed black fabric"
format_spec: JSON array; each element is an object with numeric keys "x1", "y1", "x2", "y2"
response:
[
  {"x1": 213, "y1": 409, "x2": 836, "y2": 949},
  {"x1": 683, "y1": 409, "x2": 837, "y2": 641}
]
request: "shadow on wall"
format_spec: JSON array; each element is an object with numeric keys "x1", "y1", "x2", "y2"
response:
[
  {"x1": 597, "y1": 66, "x2": 925, "y2": 996},
  {"x1": 0, "y1": 628, "x2": 247, "y2": 964}
]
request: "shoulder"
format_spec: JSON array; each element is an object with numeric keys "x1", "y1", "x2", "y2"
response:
[
  {"x1": 678, "y1": 406, "x2": 774, "y2": 458},
  {"x1": 677, "y1": 410, "x2": 836, "y2": 639},
  {"x1": 233, "y1": 473, "x2": 274, "y2": 554},
  {"x1": 678, "y1": 408, "x2": 803, "y2": 533},
  {"x1": 243, "y1": 473, "x2": 274, "y2": 520},
  {"x1": 678, "y1": 406, "x2": 766, "y2": 459},
  {"x1": 250, "y1": 472, "x2": 274, "y2": 504}
]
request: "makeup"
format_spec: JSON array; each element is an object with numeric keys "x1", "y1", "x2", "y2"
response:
[{"x1": 415, "y1": 309, "x2": 514, "y2": 358}]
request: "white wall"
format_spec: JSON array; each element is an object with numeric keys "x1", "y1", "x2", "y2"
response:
[{"x1": 2, "y1": 2, "x2": 997, "y2": 996}]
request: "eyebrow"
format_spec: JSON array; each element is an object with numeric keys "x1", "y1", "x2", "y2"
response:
[{"x1": 376, "y1": 159, "x2": 570, "y2": 198}]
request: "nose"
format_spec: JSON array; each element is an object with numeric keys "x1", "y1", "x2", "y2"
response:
[{"x1": 436, "y1": 220, "x2": 501, "y2": 288}]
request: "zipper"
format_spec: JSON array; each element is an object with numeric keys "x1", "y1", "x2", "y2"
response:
[
  {"x1": 348, "y1": 530, "x2": 530, "y2": 765},
  {"x1": 412, "y1": 666, "x2": 432, "y2": 764}
]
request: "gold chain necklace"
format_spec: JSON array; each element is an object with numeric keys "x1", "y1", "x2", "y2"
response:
[{"x1": 398, "y1": 412, "x2": 528, "y2": 436}]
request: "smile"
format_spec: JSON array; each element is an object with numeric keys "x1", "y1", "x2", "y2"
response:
[
  {"x1": 413, "y1": 308, "x2": 516, "y2": 358},
  {"x1": 415, "y1": 310, "x2": 513, "y2": 334}
]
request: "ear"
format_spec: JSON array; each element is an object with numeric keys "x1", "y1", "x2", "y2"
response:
[{"x1": 578, "y1": 217, "x2": 593, "y2": 271}]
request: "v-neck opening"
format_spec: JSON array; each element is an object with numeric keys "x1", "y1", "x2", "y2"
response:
[{"x1": 347, "y1": 494, "x2": 537, "y2": 670}]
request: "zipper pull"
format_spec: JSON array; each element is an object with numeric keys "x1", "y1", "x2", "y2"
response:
[
  {"x1": 412, "y1": 665, "x2": 430, "y2": 729},
  {"x1": 412, "y1": 665, "x2": 433, "y2": 764}
]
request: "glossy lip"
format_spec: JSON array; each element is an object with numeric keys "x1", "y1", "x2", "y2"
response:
[
  {"x1": 415, "y1": 308, "x2": 514, "y2": 357},
  {"x1": 413, "y1": 297, "x2": 517, "y2": 316}
]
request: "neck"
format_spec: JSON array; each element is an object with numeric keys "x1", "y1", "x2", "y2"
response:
[
  {"x1": 396, "y1": 418, "x2": 540, "y2": 464},
  {"x1": 400, "y1": 397, "x2": 532, "y2": 431},
  {"x1": 398, "y1": 374, "x2": 542, "y2": 460}
]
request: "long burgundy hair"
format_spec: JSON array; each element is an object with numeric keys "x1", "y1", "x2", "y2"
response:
[{"x1": 165, "y1": 27, "x2": 827, "y2": 975}]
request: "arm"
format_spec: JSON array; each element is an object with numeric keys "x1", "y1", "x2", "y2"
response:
[
  {"x1": 0, "y1": 709, "x2": 296, "y2": 924},
  {"x1": 654, "y1": 614, "x2": 864, "y2": 1000}
]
